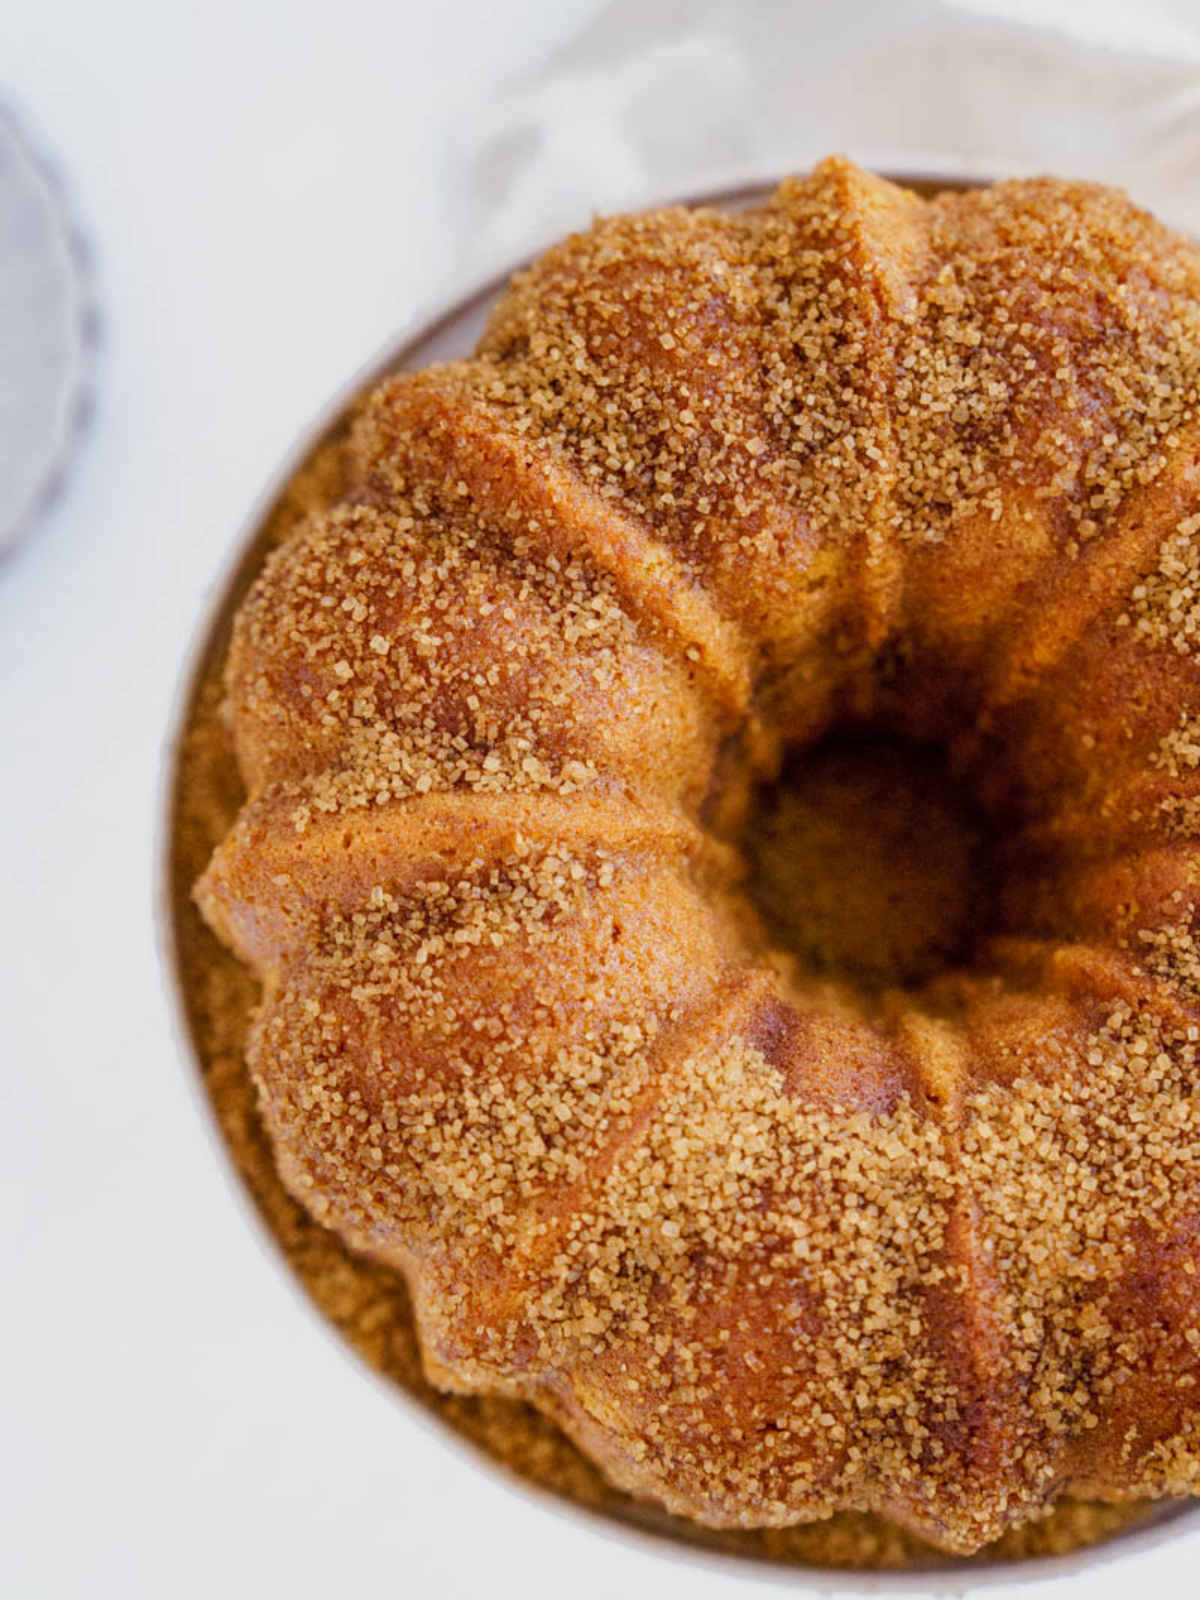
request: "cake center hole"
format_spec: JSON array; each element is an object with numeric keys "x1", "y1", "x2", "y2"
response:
[{"x1": 744, "y1": 735, "x2": 998, "y2": 996}]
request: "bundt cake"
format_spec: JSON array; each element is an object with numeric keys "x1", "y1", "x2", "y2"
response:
[{"x1": 196, "y1": 159, "x2": 1200, "y2": 1555}]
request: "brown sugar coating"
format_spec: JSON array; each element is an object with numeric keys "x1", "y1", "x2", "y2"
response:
[
  {"x1": 195, "y1": 160, "x2": 1200, "y2": 1555},
  {"x1": 169, "y1": 672, "x2": 1156, "y2": 1571},
  {"x1": 745, "y1": 739, "x2": 996, "y2": 992}
]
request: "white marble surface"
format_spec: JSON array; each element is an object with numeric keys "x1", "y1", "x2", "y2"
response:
[{"x1": 3, "y1": 3, "x2": 1200, "y2": 1596}]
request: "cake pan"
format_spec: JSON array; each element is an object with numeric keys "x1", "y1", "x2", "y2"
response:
[{"x1": 158, "y1": 171, "x2": 1200, "y2": 1590}]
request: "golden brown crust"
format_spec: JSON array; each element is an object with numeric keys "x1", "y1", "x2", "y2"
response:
[{"x1": 195, "y1": 159, "x2": 1200, "y2": 1554}]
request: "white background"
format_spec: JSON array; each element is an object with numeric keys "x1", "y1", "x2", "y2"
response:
[{"x1": 3, "y1": 2, "x2": 1200, "y2": 1596}]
